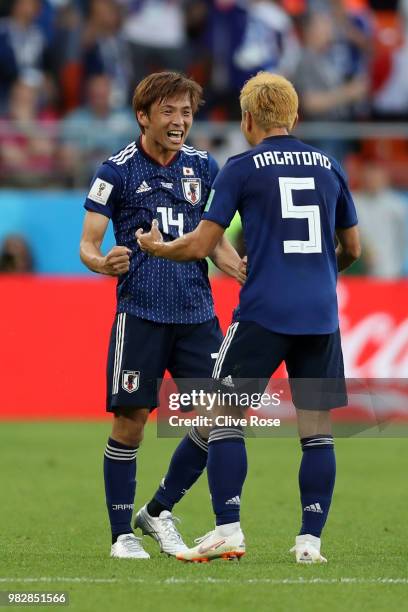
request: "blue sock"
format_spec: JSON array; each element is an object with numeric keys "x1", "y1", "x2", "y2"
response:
[
  {"x1": 150, "y1": 427, "x2": 208, "y2": 513},
  {"x1": 207, "y1": 427, "x2": 247, "y2": 526},
  {"x1": 298, "y1": 435, "x2": 336, "y2": 538},
  {"x1": 104, "y1": 437, "x2": 138, "y2": 542}
]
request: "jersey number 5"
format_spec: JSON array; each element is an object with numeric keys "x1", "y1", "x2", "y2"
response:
[
  {"x1": 279, "y1": 177, "x2": 322, "y2": 254},
  {"x1": 157, "y1": 207, "x2": 184, "y2": 237}
]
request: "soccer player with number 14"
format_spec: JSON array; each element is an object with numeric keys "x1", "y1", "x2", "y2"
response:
[{"x1": 80, "y1": 72, "x2": 245, "y2": 559}]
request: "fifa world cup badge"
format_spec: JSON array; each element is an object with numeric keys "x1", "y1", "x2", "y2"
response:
[
  {"x1": 97, "y1": 182, "x2": 106, "y2": 198},
  {"x1": 122, "y1": 371, "x2": 140, "y2": 393}
]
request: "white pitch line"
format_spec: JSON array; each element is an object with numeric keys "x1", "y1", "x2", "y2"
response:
[
  {"x1": 0, "y1": 578, "x2": 118, "y2": 584},
  {"x1": 0, "y1": 577, "x2": 407, "y2": 585}
]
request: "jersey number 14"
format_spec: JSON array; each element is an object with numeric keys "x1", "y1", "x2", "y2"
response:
[
  {"x1": 157, "y1": 207, "x2": 184, "y2": 236},
  {"x1": 279, "y1": 177, "x2": 322, "y2": 254}
]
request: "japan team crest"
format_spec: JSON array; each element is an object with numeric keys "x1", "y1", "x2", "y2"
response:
[
  {"x1": 181, "y1": 178, "x2": 201, "y2": 205},
  {"x1": 122, "y1": 370, "x2": 140, "y2": 393}
]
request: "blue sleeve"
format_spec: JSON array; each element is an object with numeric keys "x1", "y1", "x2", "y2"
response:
[
  {"x1": 0, "y1": 32, "x2": 18, "y2": 81},
  {"x1": 202, "y1": 159, "x2": 242, "y2": 228},
  {"x1": 208, "y1": 154, "x2": 219, "y2": 184},
  {"x1": 334, "y1": 163, "x2": 358, "y2": 229},
  {"x1": 84, "y1": 162, "x2": 122, "y2": 219}
]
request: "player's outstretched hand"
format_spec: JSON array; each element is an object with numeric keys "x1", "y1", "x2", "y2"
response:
[
  {"x1": 103, "y1": 246, "x2": 132, "y2": 276},
  {"x1": 237, "y1": 255, "x2": 247, "y2": 286},
  {"x1": 136, "y1": 219, "x2": 163, "y2": 256}
]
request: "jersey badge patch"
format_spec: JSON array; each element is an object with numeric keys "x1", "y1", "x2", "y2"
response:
[
  {"x1": 122, "y1": 371, "x2": 140, "y2": 393},
  {"x1": 87, "y1": 178, "x2": 113, "y2": 205},
  {"x1": 181, "y1": 178, "x2": 201, "y2": 205},
  {"x1": 183, "y1": 166, "x2": 194, "y2": 176}
]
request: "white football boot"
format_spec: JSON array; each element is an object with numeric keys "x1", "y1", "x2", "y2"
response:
[
  {"x1": 134, "y1": 504, "x2": 188, "y2": 556},
  {"x1": 110, "y1": 533, "x2": 150, "y2": 559},
  {"x1": 290, "y1": 534, "x2": 327, "y2": 564},
  {"x1": 176, "y1": 528, "x2": 246, "y2": 563}
]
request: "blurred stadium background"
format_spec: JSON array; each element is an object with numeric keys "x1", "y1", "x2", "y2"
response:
[{"x1": 0, "y1": 0, "x2": 407, "y2": 418}]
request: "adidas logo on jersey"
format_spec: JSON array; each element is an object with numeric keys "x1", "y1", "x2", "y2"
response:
[
  {"x1": 225, "y1": 496, "x2": 241, "y2": 506},
  {"x1": 136, "y1": 181, "x2": 151, "y2": 193},
  {"x1": 303, "y1": 503, "x2": 323, "y2": 513}
]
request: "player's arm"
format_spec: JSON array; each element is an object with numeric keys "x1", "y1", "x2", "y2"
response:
[
  {"x1": 209, "y1": 236, "x2": 247, "y2": 285},
  {"x1": 335, "y1": 225, "x2": 361, "y2": 272},
  {"x1": 80, "y1": 211, "x2": 132, "y2": 276},
  {"x1": 203, "y1": 154, "x2": 246, "y2": 282},
  {"x1": 136, "y1": 219, "x2": 225, "y2": 262},
  {"x1": 334, "y1": 163, "x2": 361, "y2": 271}
]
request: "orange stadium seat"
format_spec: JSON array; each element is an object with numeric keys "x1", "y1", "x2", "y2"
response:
[
  {"x1": 281, "y1": 0, "x2": 306, "y2": 15},
  {"x1": 345, "y1": 139, "x2": 408, "y2": 190}
]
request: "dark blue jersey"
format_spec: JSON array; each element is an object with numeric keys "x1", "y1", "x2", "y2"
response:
[
  {"x1": 84, "y1": 138, "x2": 218, "y2": 323},
  {"x1": 203, "y1": 135, "x2": 358, "y2": 335}
]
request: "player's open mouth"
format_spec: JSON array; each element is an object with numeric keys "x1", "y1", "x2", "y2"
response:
[{"x1": 167, "y1": 130, "x2": 184, "y2": 144}]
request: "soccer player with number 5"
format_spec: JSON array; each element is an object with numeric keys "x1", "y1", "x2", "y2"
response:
[
  {"x1": 137, "y1": 72, "x2": 361, "y2": 563},
  {"x1": 80, "y1": 72, "x2": 245, "y2": 559}
]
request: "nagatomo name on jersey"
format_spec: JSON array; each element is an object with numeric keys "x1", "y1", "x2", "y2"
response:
[
  {"x1": 84, "y1": 139, "x2": 219, "y2": 324},
  {"x1": 203, "y1": 135, "x2": 358, "y2": 335}
]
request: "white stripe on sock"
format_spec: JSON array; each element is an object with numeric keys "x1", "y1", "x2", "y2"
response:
[
  {"x1": 106, "y1": 443, "x2": 138, "y2": 455},
  {"x1": 104, "y1": 450, "x2": 137, "y2": 461}
]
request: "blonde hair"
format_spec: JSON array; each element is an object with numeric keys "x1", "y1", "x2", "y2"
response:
[{"x1": 240, "y1": 72, "x2": 298, "y2": 131}]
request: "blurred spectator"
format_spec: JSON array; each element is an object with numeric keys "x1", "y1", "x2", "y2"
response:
[
  {"x1": 293, "y1": 12, "x2": 368, "y2": 158},
  {"x1": 183, "y1": 0, "x2": 212, "y2": 97},
  {"x1": 0, "y1": 234, "x2": 34, "y2": 273},
  {"x1": 59, "y1": 74, "x2": 134, "y2": 185},
  {"x1": 82, "y1": 0, "x2": 133, "y2": 109},
  {"x1": 123, "y1": 0, "x2": 187, "y2": 84},
  {"x1": 49, "y1": 2, "x2": 84, "y2": 113},
  {"x1": 232, "y1": 0, "x2": 300, "y2": 79},
  {"x1": 372, "y1": 0, "x2": 408, "y2": 118},
  {"x1": 0, "y1": 0, "x2": 52, "y2": 111},
  {"x1": 327, "y1": 0, "x2": 373, "y2": 81},
  {"x1": 204, "y1": 0, "x2": 245, "y2": 119},
  {"x1": 294, "y1": 12, "x2": 368, "y2": 121},
  {"x1": 209, "y1": 0, "x2": 299, "y2": 118},
  {"x1": 353, "y1": 162, "x2": 407, "y2": 278},
  {"x1": 0, "y1": 77, "x2": 58, "y2": 186}
]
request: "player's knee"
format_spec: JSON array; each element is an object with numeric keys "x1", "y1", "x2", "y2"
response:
[
  {"x1": 195, "y1": 425, "x2": 210, "y2": 441},
  {"x1": 296, "y1": 408, "x2": 332, "y2": 438},
  {"x1": 111, "y1": 408, "x2": 149, "y2": 447},
  {"x1": 117, "y1": 426, "x2": 144, "y2": 447}
]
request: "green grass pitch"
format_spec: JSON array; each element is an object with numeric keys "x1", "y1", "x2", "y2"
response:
[{"x1": 0, "y1": 422, "x2": 407, "y2": 612}]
